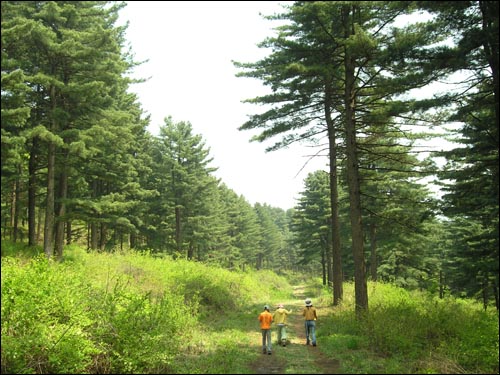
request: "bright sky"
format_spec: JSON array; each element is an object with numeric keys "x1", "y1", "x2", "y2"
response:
[{"x1": 118, "y1": 1, "x2": 327, "y2": 210}]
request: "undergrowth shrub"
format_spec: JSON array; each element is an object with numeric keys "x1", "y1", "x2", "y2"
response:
[
  {"x1": 167, "y1": 260, "x2": 251, "y2": 312},
  {"x1": 4, "y1": 243, "x2": 497, "y2": 374},
  {"x1": 87, "y1": 277, "x2": 195, "y2": 373},
  {"x1": 66, "y1": 249, "x2": 200, "y2": 373},
  {"x1": 1, "y1": 255, "x2": 98, "y2": 374},
  {"x1": 320, "y1": 281, "x2": 499, "y2": 373},
  {"x1": 0, "y1": 239, "x2": 43, "y2": 258},
  {"x1": 1, "y1": 249, "x2": 200, "y2": 374},
  {"x1": 428, "y1": 298, "x2": 499, "y2": 373}
]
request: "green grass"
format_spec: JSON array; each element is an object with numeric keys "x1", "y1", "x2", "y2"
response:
[{"x1": 1, "y1": 241, "x2": 498, "y2": 374}]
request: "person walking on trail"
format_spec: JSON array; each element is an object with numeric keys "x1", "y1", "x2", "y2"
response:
[
  {"x1": 258, "y1": 305, "x2": 273, "y2": 355},
  {"x1": 302, "y1": 298, "x2": 318, "y2": 346},
  {"x1": 273, "y1": 303, "x2": 293, "y2": 347}
]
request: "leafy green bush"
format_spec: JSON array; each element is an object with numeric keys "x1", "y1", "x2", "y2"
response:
[
  {"x1": 429, "y1": 298, "x2": 499, "y2": 372},
  {"x1": 319, "y1": 281, "x2": 499, "y2": 373},
  {"x1": 0, "y1": 239, "x2": 42, "y2": 258},
  {"x1": 1, "y1": 248, "x2": 200, "y2": 374},
  {"x1": 87, "y1": 278, "x2": 194, "y2": 373},
  {"x1": 1, "y1": 255, "x2": 98, "y2": 374}
]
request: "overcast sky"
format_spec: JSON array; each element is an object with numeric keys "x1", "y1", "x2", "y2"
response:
[{"x1": 118, "y1": 1, "x2": 327, "y2": 210}]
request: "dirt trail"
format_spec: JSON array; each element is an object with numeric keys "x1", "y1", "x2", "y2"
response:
[{"x1": 249, "y1": 285, "x2": 340, "y2": 374}]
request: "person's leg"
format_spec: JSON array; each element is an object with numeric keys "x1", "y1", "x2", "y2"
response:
[
  {"x1": 266, "y1": 329, "x2": 272, "y2": 354},
  {"x1": 310, "y1": 321, "x2": 317, "y2": 346},
  {"x1": 281, "y1": 325, "x2": 287, "y2": 346},
  {"x1": 261, "y1": 330, "x2": 267, "y2": 353},
  {"x1": 305, "y1": 321, "x2": 310, "y2": 345}
]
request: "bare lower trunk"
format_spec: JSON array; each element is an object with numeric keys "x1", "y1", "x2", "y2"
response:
[
  {"x1": 54, "y1": 167, "x2": 68, "y2": 260},
  {"x1": 369, "y1": 222, "x2": 377, "y2": 281},
  {"x1": 343, "y1": 4, "x2": 368, "y2": 316},
  {"x1": 44, "y1": 141, "x2": 55, "y2": 259},
  {"x1": 325, "y1": 75, "x2": 343, "y2": 306}
]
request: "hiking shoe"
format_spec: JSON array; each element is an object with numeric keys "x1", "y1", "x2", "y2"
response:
[
  {"x1": 313, "y1": 343, "x2": 317, "y2": 347},
  {"x1": 268, "y1": 352, "x2": 272, "y2": 355}
]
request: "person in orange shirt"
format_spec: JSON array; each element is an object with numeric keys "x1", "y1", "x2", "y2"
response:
[{"x1": 258, "y1": 305, "x2": 273, "y2": 354}]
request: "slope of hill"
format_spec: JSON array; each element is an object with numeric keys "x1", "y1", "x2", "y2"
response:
[{"x1": 1, "y1": 242, "x2": 498, "y2": 374}]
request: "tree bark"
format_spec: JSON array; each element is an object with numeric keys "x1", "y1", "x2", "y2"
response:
[
  {"x1": 343, "y1": 5, "x2": 368, "y2": 316},
  {"x1": 54, "y1": 166, "x2": 68, "y2": 260},
  {"x1": 175, "y1": 205, "x2": 182, "y2": 255},
  {"x1": 28, "y1": 140, "x2": 37, "y2": 246},
  {"x1": 10, "y1": 181, "x2": 17, "y2": 242},
  {"x1": 44, "y1": 141, "x2": 55, "y2": 259},
  {"x1": 369, "y1": 222, "x2": 377, "y2": 281},
  {"x1": 325, "y1": 81, "x2": 344, "y2": 306}
]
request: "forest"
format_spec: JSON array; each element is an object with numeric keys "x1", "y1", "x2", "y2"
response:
[{"x1": 1, "y1": 1, "x2": 499, "y2": 373}]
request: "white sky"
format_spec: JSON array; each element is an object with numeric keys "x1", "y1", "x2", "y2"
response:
[{"x1": 118, "y1": 1, "x2": 327, "y2": 210}]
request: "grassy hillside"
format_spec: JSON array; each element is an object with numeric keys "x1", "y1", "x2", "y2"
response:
[{"x1": 1, "y1": 241, "x2": 498, "y2": 374}]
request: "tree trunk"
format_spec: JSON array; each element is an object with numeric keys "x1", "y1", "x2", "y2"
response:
[
  {"x1": 325, "y1": 77, "x2": 344, "y2": 306},
  {"x1": 130, "y1": 232, "x2": 136, "y2": 249},
  {"x1": 99, "y1": 223, "x2": 107, "y2": 251},
  {"x1": 28, "y1": 141, "x2": 37, "y2": 246},
  {"x1": 256, "y1": 253, "x2": 263, "y2": 270},
  {"x1": 187, "y1": 242, "x2": 194, "y2": 260},
  {"x1": 492, "y1": 278, "x2": 499, "y2": 312},
  {"x1": 482, "y1": 275, "x2": 488, "y2": 311},
  {"x1": 44, "y1": 141, "x2": 55, "y2": 258},
  {"x1": 175, "y1": 205, "x2": 182, "y2": 255},
  {"x1": 369, "y1": 222, "x2": 377, "y2": 281},
  {"x1": 326, "y1": 219, "x2": 333, "y2": 285},
  {"x1": 439, "y1": 270, "x2": 444, "y2": 299},
  {"x1": 90, "y1": 222, "x2": 99, "y2": 250},
  {"x1": 343, "y1": 5, "x2": 368, "y2": 316},
  {"x1": 10, "y1": 180, "x2": 17, "y2": 242},
  {"x1": 44, "y1": 85, "x2": 58, "y2": 259},
  {"x1": 479, "y1": 1, "x2": 499, "y2": 132},
  {"x1": 321, "y1": 245, "x2": 326, "y2": 285},
  {"x1": 89, "y1": 180, "x2": 99, "y2": 250},
  {"x1": 66, "y1": 220, "x2": 72, "y2": 245},
  {"x1": 54, "y1": 167, "x2": 68, "y2": 260},
  {"x1": 36, "y1": 204, "x2": 43, "y2": 244}
]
